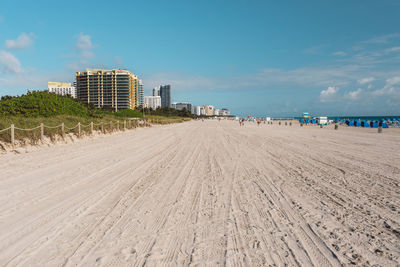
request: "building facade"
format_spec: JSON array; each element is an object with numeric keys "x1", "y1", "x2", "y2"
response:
[
  {"x1": 76, "y1": 69, "x2": 139, "y2": 111},
  {"x1": 171, "y1": 102, "x2": 192, "y2": 112},
  {"x1": 152, "y1": 86, "x2": 160, "y2": 97},
  {"x1": 220, "y1": 108, "x2": 230, "y2": 116},
  {"x1": 144, "y1": 96, "x2": 161, "y2": 110},
  {"x1": 48, "y1": 82, "x2": 76, "y2": 98},
  {"x1": 159, "y1": 85, "x2": 171, "y2": 108},
  {"x1": 203, "y1": 105, "x2": 214, "y2": 116},
  {"x1": 137, "y1": 79, "x2": 144, "y2": 107}
]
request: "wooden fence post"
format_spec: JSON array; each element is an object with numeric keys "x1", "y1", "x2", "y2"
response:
[
  {"x1": 117, "y1": 121, "x2": 119, "y2": 131},
  {"x1": 40, "y1": 123, "x2": 44, "y2": 141},
  {"x1": 91, "y1": 122, "x2": 94, "y2": 134},
  {"x1": 124, "y1": 120, "x2": 126, "y2": 131},
  {"x1": 61, "y1": 122, "x2": 65, "y2": 138},
  {"x1": 11, "y1": 124, "x2": 14, "y2": 147},
  {"x1": 129, "y1": 120, "x2": 131, "y2": 129},
  {"x1": 78, "y1": 122, "x2": 81, "y2": 138}
]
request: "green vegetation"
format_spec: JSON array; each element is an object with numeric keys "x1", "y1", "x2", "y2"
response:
[
  {"x1": 138, "y1": 106, "x2": 194, "y2": 118},
  {"x1": 0, "y1": 91, "x2": 190, "y2": 145}
]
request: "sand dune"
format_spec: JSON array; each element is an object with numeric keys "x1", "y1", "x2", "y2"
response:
[{"x1": 0, "y1": 120, "x2": 399, "y2": 266}]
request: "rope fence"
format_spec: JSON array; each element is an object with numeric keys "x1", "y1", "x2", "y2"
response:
[{"x1": 0, "y1": 118, "x2": 148, "y2": 147}]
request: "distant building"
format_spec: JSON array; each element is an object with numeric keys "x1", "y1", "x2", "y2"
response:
[
  {"x1": 137, "y1": 80, "x2": 144, "y2": 107},
  {"x1": 159, "y1": 85, "x2": 171, "y2": 108},
  {"x1": 220, "y1": 108, "x2": 230, "y2": 116},
  {"x1": 203, "y1": 105, "x2": 214, "y2": 116},
  {"x1": 172, "y1": 102, "x2": 192, "y2": 112},
  {"x1": 200, "y1": 106, "x2": 206, "y2": 115},
  {"x1": 48, "y1": 82, "x2": 76, "y2": 98},
  {"x1": 152, "y1": 86, "x2": 160, "y2": 97},
  {"x1": 213, "y1": 109, "x2": 220, "y2": 116},
  {"x1": 76, "y1": 69, "x2": 139, "y2": 111},
  {"x1": 144, "y1": 96, "x2": 161, "y2": 110},
  {"x1": 194, "y1": 106, "x2": 201, "y2": 116}
]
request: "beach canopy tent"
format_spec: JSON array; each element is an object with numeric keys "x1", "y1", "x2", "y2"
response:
[
  {"x1": 311, "y1": 119, "x2": 317, "y2": 124},
  {"x1": 361, "y1": 121, "x2": 370, "y2": 127},
  {"x1": 370, "y1": 121, "x2": 379, "y2": 128},
  {"x1": 382, "y1": 122, "x2": 389, "y2": 128},
  {"x1": 354, "y1": 121, "x2": 361, "y2": 127},
  {"x1": 348, "y1": 120, "x2": 354, "y2": 126}
]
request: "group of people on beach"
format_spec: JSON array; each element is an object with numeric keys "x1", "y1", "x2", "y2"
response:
[{"x1": 238, "y1": 118, "x2": 263, "y2": 126}]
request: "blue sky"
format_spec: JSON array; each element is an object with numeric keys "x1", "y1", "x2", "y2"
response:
[{"x1": 0, "y1": 0, "x2": 400, "y2": 116}]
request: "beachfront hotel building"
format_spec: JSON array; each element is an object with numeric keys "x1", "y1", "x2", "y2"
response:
[
  {"x1": 144, "y1": 96, "x2": 161, "y2": 110},
  {"x1": 75, "y1": 69, "x2": 139, "y2": 111},
  {"x1": 48, "y1": 82, "x2": 76, "y2": 98}
]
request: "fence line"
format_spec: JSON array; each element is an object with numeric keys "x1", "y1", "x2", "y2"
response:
[{"x1": 0, "y1": 118, "x2": 186, "y2": 147}]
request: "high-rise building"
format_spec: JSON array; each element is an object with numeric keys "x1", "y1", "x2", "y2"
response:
[
  {"x1": 159, "y1": 85, "x2": 171, "y2": 108},
  {"x1": 76, "y1": 69, "x2": 139, "y2": 111},
  {"x1": 48, "y1": 82, "x2": 76, "y2": 98},
  {"x1": 152, "y1": 86, "x2": 160, "y2": 96},
  {"x1": 144, "y1": 96, "x2": 161, "y2": 110},
  {"x1": 137, "y1": 80, "x2": 144, "y2": 107}
]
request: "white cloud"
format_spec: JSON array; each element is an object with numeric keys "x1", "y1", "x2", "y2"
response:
[
  {"x1": 358, "y1": 77, "x2": 375, "y2": 84},
  {"x1": 5, "y1": 33, "x2": 34, "y2": 50},
  {"x1": 333, "y1": 51, "x2": 346, "y2": 56},
  {"x1": 385, "y1": 76, "x2": 400, "y2": 87},
  {"x1": 347, "y1": 88, "x2": 362, "y2": 99},
  {"x1": 372, "y1": 76, "x2": 400, "y2": 97},
  {"x1": 0, "y1": 50, "x2": 23, "y2": 74},
  {"x1": 385, "y1": 46, "x2": 400, "y2": 53},
  {"x1": 76, "y1": 33, "x2": 95, "y2": 59},
  {"x1": 361, "y1": 33, "x2": 400, "y2": 44},
  {"x1": 320, "y1": 86, "x2": 339, "y2": 102}
]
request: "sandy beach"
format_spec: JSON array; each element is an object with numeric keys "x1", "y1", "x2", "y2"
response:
[{"x1": 0, "y1": 120, "x2": 399, "y2": 266}]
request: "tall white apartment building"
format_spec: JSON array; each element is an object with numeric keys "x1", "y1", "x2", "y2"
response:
[
  {"x1": 48, "y1": 82, "x2": 76, "y2": 98},
  {"x1": 194, "y1": 106, "x2": 201, "y2": 116},
  {"x1": 144, "y1": 96, "x2": 161, "y2": 110}
]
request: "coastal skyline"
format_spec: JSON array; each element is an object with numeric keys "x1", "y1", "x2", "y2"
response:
[{"x1": 1, "y1": 0, "x2": 400, "y2": 117}]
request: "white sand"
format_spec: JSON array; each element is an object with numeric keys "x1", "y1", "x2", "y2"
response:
[{"x1": 0, "y1": 120, "x2": 399, "y2": 266}]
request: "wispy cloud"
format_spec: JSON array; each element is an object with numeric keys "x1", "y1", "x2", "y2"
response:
[
  {"x1": 358, "y1": 77, "x2": 375, "y2": 84},
  {"x1": 76, "y1": 33, "x2": 95, "y2": 59},
  {"x1": 333, "y1": 51, "x2": 347, "y2": 56},
  {"x1": 320, "y1": 86, "x2": 339, "y2": 102},
  {"x1": 5, "y1": 33, "x2": 34, "y2": 50},
  {"x1": 347, "y1": 88, "x2": 362, "y2": 100},
  {"x1": 0, "y1": 50, "x2": 23, "y2": 74},
  {"x1": 361, "y1": 33, "x2": 400, "y2": 44},
  {"x1": 303, "y1": 45, "x2": 323, "y2": 54},
  {"x1": 385, "y1": 46, "x2": 400, "y2": 53}
]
